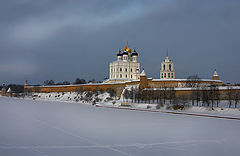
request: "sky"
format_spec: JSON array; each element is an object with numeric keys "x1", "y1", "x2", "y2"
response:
[{"x1": 0, "y1": 0, "x2": 240, "y2": 85}]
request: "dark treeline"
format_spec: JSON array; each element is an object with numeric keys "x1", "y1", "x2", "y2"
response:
[
  {"x1": 122, "y1": 85, "x2": 240, "y2": 109},
  {"x1": 0, "y1": 84, "x2": 24, "y2": 93},
  {"x1": 43, "y1": 78, "x2": 102, "y2": 86}
]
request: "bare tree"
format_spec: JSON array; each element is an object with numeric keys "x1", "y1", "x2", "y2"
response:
[
  {"x1": 233, "y1": 90, "x2": 240, "y2": 108},
  {"x1": 168, "y1": 87, "x2": 176, "y2": 104},
  {"x1": 123, "y1": 89, "x2": 130, "y2": 102},
  {"x1": 186, "y1": 75, "x2": 200, "y2": 88},
  {"x1": 201, "y1": 86, "x2": 210, "y2": 107},
  {"x1": 129, "y1": 87, "x2": 134, "y2": 103},
  {"x1": 162, "y1": 87, "x2": 167, "y2": 104},
  {"x1": 227, "y1": 86, "x2": 233, "y2": 108},
  {"x1": 215, "y1": 86, "x2": 220, "y2": 107},
  {"x1": 44, "y1": 80, "x2": 55, "y2": 86},
  {"x1": 173, "y1": 95, "x2": 189, "y2": 110},
  {"x1": 208, "y1": 85, "x2": 219, "y2": 109},
  {"x1": 74, "y1": 78, "x2": 86, "y2": 84},
  {"x1": 106, "y1": 88, "x2": 116, "y2": 98}
]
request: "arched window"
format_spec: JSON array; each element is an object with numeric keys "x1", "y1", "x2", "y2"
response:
[
  {"x1": 120, "y1": 74, "x2": 122, "y2": 78},
  {"x1": 126, "y1": 74, "x2": 127, "y2": 78},
  {"x1": 163, "y1": 64, "x2": 165, "y2": 71},
  {"x1": 168, "y1": 73, "x2": 170, "y2": 78},
  {"x1": 131, "y1": 75, "x2": 132, "y2": 78},
  {"x1": 120, "y1": 68, "x2": 122, "y2": 72},
  {"x1": 169, "y1": 64, "x2": 172, "y2": 71},
  {"x1": 125, "y1": 68, "x2": 127, "y2": 72}
]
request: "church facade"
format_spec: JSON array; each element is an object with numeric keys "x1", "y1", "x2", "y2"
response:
[{"x1": 106, "y1": 42, "x2": 140, "y2": 83}]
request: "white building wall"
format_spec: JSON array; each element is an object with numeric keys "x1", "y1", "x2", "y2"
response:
[{"x1": 109, "y1": 59, "x2": 140, "y2": 80}]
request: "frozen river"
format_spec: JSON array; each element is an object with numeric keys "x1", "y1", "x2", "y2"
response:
[{"x1": 0, "y1": 97, "x2": 239, "y2": 156}]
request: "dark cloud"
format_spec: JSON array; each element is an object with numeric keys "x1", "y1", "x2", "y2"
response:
[{"x1": 0, "y1": 0, "x2": 240, "y2": 84}]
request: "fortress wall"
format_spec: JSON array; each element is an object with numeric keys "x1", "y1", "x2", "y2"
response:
[
  {"x1": 25, "y1": 83, "x2": 127, "y2": 97},
  {"x1": 24, "y1": 77, "x2": 223, "y2": 98}
]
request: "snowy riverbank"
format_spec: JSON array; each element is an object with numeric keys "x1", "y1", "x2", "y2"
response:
[{"x1": 14, "y1": 92, "x2": 240, "y2": 118}]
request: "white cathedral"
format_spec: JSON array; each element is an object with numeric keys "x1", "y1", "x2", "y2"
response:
[
  {"x1": 106, "y1": 42, "x2": 141, "y2": 83},
  {"x1": 105, "y1": 42, "x2": 176, "y2": 83}
]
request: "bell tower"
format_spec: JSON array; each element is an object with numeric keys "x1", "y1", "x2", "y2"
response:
[{"x1": 160, "y1": 49, "x2": 175, "y2": 79}]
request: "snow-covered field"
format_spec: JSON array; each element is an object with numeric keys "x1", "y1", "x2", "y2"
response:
[
  {"x1": 23, "y1": 92, "x2": 240, "y2": 117},
  {"x1": 0, "y1": 97, "x2": 240, "y2": 156}
]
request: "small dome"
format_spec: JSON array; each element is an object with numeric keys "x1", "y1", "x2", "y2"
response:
[
  {"x1": 131, "y1": 50, "x2": 138, "y2": 56},
  {"x1": 117, "y1": 50, "x2": 122, "y2": 56},
  {"x1": 122, "y1": 51, "x2": 128, "y2": 55}
]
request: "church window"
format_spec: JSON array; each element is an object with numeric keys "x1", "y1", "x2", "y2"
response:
[
  {"x1": 169, "y1": 64, "x2": 172, "y2": 71},
  {"x1": 131, "y1": 68, "x2": 132, "y2": 72},
  {"x1": 125, "y1": 68, "x2": 127, "y2": 72},
  {"x1": 171, "y1": 73, "x2": 174, "y2": 78},
  {"x1": 131, "y1": 75, "x2": 132, "y2": 78},
  {"x1": 120, "y1": 68, "x2": 122, "y2": 72},
  {"x1": 120, "y1": 74, "x2": 122, "y2": 78},
  {"x1": 164, "y1": 73, "x2": 166, "y2": 78},
  {"x1": 168, "y1": 73, "x2": 170, "y2": 78},
  {"x1": 163, "y1": 64, "x2": 165, "y2": 71},
  {"x1": 126, "y1": 74, "x2": 127, "y2": 78},
  {"x1": 162, "y1": 73, "x2": 164, "y2": 78}
]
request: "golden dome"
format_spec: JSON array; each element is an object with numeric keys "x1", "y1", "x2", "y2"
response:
[{"x1": 123, "y1": 42, "x2": 132, "y2": 53}]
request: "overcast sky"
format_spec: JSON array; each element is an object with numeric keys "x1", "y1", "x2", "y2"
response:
[{"x1": 0, "y1": 0, "x2": 240, "y2": 85}]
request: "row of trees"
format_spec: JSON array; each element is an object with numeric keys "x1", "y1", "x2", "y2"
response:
[
  {"x1": 43, "y1": 78, "x2": 102, "y2": 86},
  {"x1": 0, "y1": 84, "x2": 24, "y2": 93},
  {"x1": 122, "y1": 86, "x2": 240, "y2": 108}
]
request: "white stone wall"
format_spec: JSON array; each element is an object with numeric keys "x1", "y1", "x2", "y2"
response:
[{"x1": 109, "y1": 58, "x2": 140, "y2": 80}]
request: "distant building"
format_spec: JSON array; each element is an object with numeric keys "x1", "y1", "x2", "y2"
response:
[
  {"x1": 105, "y1": 42, "x2": 140, "y2": 83},
  {"x1": 160, "y1": 49, "x2": 175, "y2": 79},
  {"x1": 24, "y1": 42, "x2": 226, "y2": 97}
]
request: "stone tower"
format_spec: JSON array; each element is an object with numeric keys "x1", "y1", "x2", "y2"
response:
[
  {"x1": 160, "y1": 49, "x2": 175, "y2": 79},
  {"x1": 212, "y1": 69, "x2": 220, "y2": 80}
]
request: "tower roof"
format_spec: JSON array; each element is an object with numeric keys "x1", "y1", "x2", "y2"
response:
[
  {"x1": 123, "y1": 41, "x2": 132, "y2": 53},
  {"x1": 140, "y1": 69, "x2": 146, "y2": 76},
  {"x1": 7, "y1": 88, "x2": 11, "y2": 93},
  {"x1": 213, "y1": 69, "x2": 219, "y2": 76}
]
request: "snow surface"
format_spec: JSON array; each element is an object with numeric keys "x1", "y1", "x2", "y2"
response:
[
  {"x1": 0, "y1": 97, "x2": 240, "y2": 156},
  {"x1": 22, "y1": 91, "x2": 240, "y2": 117}
]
